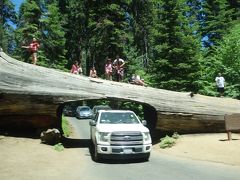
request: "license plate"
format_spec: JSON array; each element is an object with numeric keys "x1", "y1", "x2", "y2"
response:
[{"x1": 123, "y1": 148, "x2": 132, "y2": 154}]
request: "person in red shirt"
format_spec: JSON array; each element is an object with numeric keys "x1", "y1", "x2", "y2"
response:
[
  {"x1": 70, "y1": 61, "x2": 82, "y2": 74},
  {"x1": 22, "y1": 38, "x2": 40, "y2": 65}
]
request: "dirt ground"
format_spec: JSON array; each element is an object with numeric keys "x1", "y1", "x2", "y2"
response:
[
  {"x1": 153, "y1": 133, "x2": 240, "y2": 166},
  {"x1": 0, "y1": 134, "x2": 89, "y2": 180},
  {"x1": 0, "y1": 132, "x2": 240, "y2": 179}
]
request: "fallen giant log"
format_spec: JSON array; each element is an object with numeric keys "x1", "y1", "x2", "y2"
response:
[{"x1": 1, "y1": 51, "x2": 240, "y2": 133}]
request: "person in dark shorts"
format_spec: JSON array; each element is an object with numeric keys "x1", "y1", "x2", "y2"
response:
[
  {"x1": 215, "y1": 73, "x2": 225, "y2": 97},
  {"x1": 113, "y1": 55, "x2": 125, "y2": 82}
]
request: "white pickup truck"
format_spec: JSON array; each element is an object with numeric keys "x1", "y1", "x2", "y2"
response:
[{"x1": 89, "y1": 110, "x2": 152, "y2": 162}]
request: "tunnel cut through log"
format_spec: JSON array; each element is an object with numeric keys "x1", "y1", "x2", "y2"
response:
[
  {"x1": 60, "y1": 99, "x2": 158, "y2": 136},
  {"x1": 1, "y1": 51, "x2": 240, "y2": 134}
]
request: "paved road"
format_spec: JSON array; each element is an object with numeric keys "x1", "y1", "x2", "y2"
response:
[{"x1": 66, "y1": 117, "x2": 240, "y2": 180}]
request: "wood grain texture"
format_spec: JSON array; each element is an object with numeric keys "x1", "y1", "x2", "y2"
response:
[
  {"x1": 225, "y1": 113, "x2": 240, "y2": 131},
  {"x1": 1, "y1": 51, "x2": 240, "y2": 133}
]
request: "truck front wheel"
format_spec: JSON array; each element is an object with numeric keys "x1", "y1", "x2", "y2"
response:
[
  {"x1": 93, "y1": 143, "x2": 101, "y2": 162},
  {"x1": 142, "y1": 153, "x2": 150, "y2": 161}
]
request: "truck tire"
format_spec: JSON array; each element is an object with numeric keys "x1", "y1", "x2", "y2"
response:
[
  {"x1": 93, "y1": 143, "x2": 101, "y2": 162},
  {"x1": 142, "y1": 153, "x2": 150, "y2": 161}
]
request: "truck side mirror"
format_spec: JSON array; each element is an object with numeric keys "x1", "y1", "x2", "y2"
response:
[
  {"x1": 142, "y1": 120, "x2": 147, "y2": 126},
  {"x1": 89, "y1": 120, "x2": 96, "y2": 126}
]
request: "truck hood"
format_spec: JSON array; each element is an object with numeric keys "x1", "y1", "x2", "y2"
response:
[{"x1": 97, "y1": 124, "x2": 149, "y2": 133}]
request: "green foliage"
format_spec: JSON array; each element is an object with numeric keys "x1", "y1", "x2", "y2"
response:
[
  {"x1": 63, "y1": 0, "x2": 87, "y2": 70},
  {"x1": 200, "y1": 0, "x2": 236, "y2": 48},
  {"x1": 123, "y1": 45, "x2": 151, "y2": 85},
  {"x1": 120, "y1": 101, "x2": 144, "y2": 119},
  {"x1": 172, "y1": 132, "x2": 180, "y2": 139},
  {"x1": 149, "y1": 0, "x2": 201, "y2": 92},
  {"x1": 13, "y1": 0, "x2": 67, "y2": 69},
  {"x1": 130, "y1": 0, "x2": 154, "y2": 66},
  {"x1": 0, "y1": 0, "x2": 17, "y2": 53},
  {"x1": 159, "y1": 132, "x2": 180, "y2": 149},
  {"x1": 159, "y1": 135, "x2": 176, "y2": 149},
  {"x1": 14, "y1": 0, "x2": 42, "y2": 62},
  {"x1": 39, "y1": 0, "x2": 67, "y2": 70},
  {"x1": 54, "y1": 143, "x2": 64, "y2": 151},
  {"x1": 200, "y1": 23, "x2": 240, "y2": 99},
  {"x1": 4, "y1": 0, "x2": 240, "y2": 99},
  {"x1": 62, "y1": 115, "x2": 71, "y2": 137},
  {"x1": 86, "y1": 1, "x2": 130, "y2": 75}
]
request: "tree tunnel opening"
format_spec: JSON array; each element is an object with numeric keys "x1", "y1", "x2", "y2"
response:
[{"x1": 60, "y1": 98, "x2": 158, "y2": 143}]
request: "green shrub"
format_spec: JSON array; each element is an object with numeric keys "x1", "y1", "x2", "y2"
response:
[
  {"x1": 54, "y1": 143, "x2": 64, "y2": 152},
  {"x1": 62, "y1": 115, "x2": 71, "y2": 137},
  {"x1": 172, "y1": 132, "x2": 180, "y2": 139},
  {"x1": 159, "y1": 132, "x2": 180, "y2": 149}
]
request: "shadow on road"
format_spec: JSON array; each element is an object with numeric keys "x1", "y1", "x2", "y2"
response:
[
  {"x1": 62, "y1": 137, "x2": 147, "y2": 164},
  {"x1": 219, "y1": 138, "x2": 239, "y2": 141},
  {"x1": 0, "y1": 128, "x2": 39, "y2": 139},
  {"x1": 62, "y1": 137, "x2": 91, "y2": 148},
  {"x1": 93, "y1": 158, "x2": 149, "y2": 164}
]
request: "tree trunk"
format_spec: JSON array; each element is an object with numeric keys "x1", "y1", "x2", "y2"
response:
[{"x1": 1, "y1": 51, "x2": 240, "y2": 133}]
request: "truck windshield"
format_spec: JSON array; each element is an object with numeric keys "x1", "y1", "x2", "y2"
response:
[{"x1": 99, "y1": 112, "x2": 140, "y2": 124}]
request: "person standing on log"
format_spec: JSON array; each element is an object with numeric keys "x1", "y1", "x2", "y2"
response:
[
  {"x1": 105, "y1": 58, "x2": 113, "y2": 80},
  {"x1": 113, "y1": 55, "x2": 125, "y2": 82},
  {"x1": 215, "y1": 73, "x2": 225, "y2": 97},
  {"x1": 22, "y1": 38, "x2": 40, "y2": 65}
]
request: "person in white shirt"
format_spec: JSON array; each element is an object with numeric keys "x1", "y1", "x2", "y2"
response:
[
  {"x1": 129, "y1": 74, "x2": 146, "y2": 86},
  {"x1": 215, "y1": 73, "x2": 225, "y2": 97}
]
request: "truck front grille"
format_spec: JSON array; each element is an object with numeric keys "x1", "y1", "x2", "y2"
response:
[{"x1": 110, "y1": 131, "x2": 143, "y2": 146}]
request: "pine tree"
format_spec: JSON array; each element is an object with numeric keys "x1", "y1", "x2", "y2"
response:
[
  {"x1": 0, "y1": 0, "x2": 17, "y2": 53},
  {"x1": 200, "y1": 23, "x2": 240, "y2": 98},
  {"x1": 130, "y1": 0, "x2": 154, "y2": 67},
  {"x1": 85, "y1": 0, "x2": 130, "y2": 76},
  {"x1": 228, "y1": 0, "x2": 240, "y2": 19},
  {"x1": 63, "y1": 0, "x2": 87, "y2": 70},
  {"x1": 200, "y1": 0, "x2": 235, "y2": 48},
  {"x1": 14, "y1": 0, "x2": 42, "y2": 62},
  {"x1": 149, "y1": 0, "x2": 201, "y2": 92},
  {"x1": 40, "y1": 0, "x2": 67, "y2": 70}
]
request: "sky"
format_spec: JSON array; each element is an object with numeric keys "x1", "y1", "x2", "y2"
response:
[
  {"x1": 9, "y1": 0, "x2": 24, "y2": 28},
  {"x1": 11, "y1": 0, "x2": 24, "y2": 12}
]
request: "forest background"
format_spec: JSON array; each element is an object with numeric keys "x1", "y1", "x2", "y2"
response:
[{"x1": 1, "y1": 0, "x2": 240, "y2": 99}]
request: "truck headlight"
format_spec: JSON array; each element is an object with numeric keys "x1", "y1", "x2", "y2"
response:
[
  {"x1": 98, "y1": 132, "x2": 110, "y2": 142},
  {"x1": 143, "y1": 132, "x2": 151, "y2": 142}
]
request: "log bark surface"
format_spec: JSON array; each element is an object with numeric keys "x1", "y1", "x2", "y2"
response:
[{"x1": 1, "y1": 52, "x2": 240, "y2": 132}]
